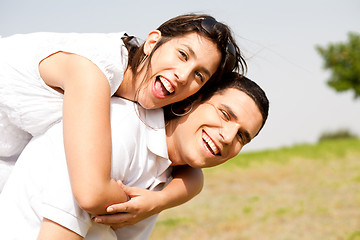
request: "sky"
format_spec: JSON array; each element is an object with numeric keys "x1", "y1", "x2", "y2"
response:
[{"x1": 1, "y1": 0, "x2": 359, "y2": 152}]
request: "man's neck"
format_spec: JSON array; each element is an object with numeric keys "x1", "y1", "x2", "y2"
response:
[{"x1": 165, "y1": 120, "x2": 182, "y2": 166}]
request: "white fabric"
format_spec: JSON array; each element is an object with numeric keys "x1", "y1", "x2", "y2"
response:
[
  {"x1": 0, "y1": 32, "x2": 128, "y2": 159},
  {"x1": 0, "y1": 97, "x2": 172, "y2": 240}
]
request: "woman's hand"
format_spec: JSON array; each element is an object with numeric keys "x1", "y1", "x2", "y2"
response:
[
  {"x1": 93, "y1": 166, "x2": 204, "y2": 230},
  {"x1": 93, "y1": 181, "x2": 163, "y2": 230}
]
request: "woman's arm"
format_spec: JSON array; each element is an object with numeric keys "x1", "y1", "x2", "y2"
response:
[
  {"x1": 37, "y1": 218, "x2": 83, "y2": 240},
  {"x1": 39, "y1": 52, "x2": 128, "y2": 215},
  {"x1": 93, "y1": 166, "x2": 204, "y2": 229}
]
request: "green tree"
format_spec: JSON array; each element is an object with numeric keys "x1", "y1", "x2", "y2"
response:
[{"x1": 316, "y1": 32, "x2": 360, "y2": 98}]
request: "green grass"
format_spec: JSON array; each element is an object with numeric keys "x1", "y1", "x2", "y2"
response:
[
  {"x1": 220, "y1": 138, "x2": 360, "y2": 169},
  {"x1": 149, "y1": 138, "x2": 360, "y2": 240}
]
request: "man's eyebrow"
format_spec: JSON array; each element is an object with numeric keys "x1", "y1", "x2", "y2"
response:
[
  {"x1": 221, "y1": 104, "x2": 238, "y2": 121},
  {"x1": 221, "y1": 104, "x2": 252, "y2": 143},
  {"x1": 242, "y1": 129, "x2": 252, "y2": 144},
  {"x1": 183, "y1": 44, "x2": 211, "y2": 77}
]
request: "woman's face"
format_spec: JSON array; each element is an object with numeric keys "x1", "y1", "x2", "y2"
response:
[
  {"x1": 166, "y1": 88, "x2": 263, "y2": 168},
  {"x1": 136, "y1": 32, "x2": 221, "y2": 109}
]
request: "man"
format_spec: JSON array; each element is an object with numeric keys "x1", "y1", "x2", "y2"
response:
[{"x1": 0, "y1": 74, "x2": 269, "y2": 240}]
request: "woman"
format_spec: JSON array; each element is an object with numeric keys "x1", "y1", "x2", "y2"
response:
[
  {"x1": 0, "y1": 14, "x2": 246, "y2": 224},
  {"x1": 0, "y1": 73, "x2": 269, "y2": 239}
]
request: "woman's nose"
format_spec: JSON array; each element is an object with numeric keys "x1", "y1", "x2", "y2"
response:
[{"x1": 175, "y1": 66, "x2": 192, "y2": 85}]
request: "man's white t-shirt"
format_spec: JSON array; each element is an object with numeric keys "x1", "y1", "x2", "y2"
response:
[{"x1": 0, "y1": 97, "x2": 172, "y2": 240}]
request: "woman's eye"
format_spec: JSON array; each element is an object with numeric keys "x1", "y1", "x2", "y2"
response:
[
  {"x1": 195, "y1": 71, "x2": 204, "y2": 83},
  {"x1": 179, "y1": 50, "x2": 188, "y2": 61}
]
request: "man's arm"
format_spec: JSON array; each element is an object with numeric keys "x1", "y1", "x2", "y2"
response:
[
  {"x1": 93, "y1": 166, "x2": 204, "y2": 229},
  {"x1": 157, "y1": 165, "x2": 204, "y2": 209}
]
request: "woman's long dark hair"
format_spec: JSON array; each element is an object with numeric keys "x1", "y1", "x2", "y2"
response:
[{"x1": 122, "y1": 13, "x2": 247, "y2": 103}]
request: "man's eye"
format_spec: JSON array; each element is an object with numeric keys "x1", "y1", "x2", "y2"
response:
[
  {"x1": 237, "y1": 132, "x2": 245, "y2": 144},
  {"x1": 220, "y1": 109, "x2": 230, "y2": 120}
]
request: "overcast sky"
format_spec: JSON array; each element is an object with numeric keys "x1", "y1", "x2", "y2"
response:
[{"x1": 1, "y1": 0, "x2": 359, "y2": 151}]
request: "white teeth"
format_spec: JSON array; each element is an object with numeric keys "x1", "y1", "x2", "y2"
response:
[
  {"x1": 202, "y1": 133, "x2": 219, "y2": 155},
  {"x1": 159, "y1": 76, "x2": 174, "y2": 94}
]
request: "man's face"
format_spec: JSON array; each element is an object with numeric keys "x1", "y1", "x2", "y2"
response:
[{"x1": 167, "y1": 88, "x2": 263, "y2": 168}]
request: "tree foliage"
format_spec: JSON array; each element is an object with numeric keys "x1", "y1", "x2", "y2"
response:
[
  {"x1": 318, "y1": 129, "x2": 358, "y2": 142},
  {"x1": 316, "y1": 32, "x2": 360, "y2": 98}
]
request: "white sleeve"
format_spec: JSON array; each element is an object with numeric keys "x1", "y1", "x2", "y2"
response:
[
  {"x1": 0, "y1": 122, "x2": 92, "y2": 239},
  {"x1": 115, "y1": 215, "x2": 159, "y2": 240},
  {"x1": 39, "y1": 122, "x2": 93, "y2": 237}
]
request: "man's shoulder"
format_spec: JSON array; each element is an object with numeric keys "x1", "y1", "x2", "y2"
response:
[
  {"x1": 110, "y1": 97, "x2": 137, "y2": 120},
  {"x1": 110, "y1": 97, "x2": 164, "y2": 123}
]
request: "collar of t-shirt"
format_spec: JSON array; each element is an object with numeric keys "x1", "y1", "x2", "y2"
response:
[{"x1": 143, "y1": 107, "x2": 169, "y2": 161}]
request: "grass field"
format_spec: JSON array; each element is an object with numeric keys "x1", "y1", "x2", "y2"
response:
[{"x1": 149, "y1": 138, "x2": 360, "y2": 240}]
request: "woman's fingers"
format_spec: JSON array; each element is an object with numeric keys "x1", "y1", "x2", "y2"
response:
[
  {"x1": 117, "y1": 180, "x2": 143, "y2": 197},
  {"x1": 93, "y1": 213, "x2": 131, "y2": 230},
  {"x1": 106, "y1": 202, "x2": 131, "y2": 213}
]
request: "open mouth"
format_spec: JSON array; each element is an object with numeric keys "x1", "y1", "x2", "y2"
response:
[
  {"x1": 202, "y1": 130, "x2": 220, "y2": 156},
  {"x1": 153, "y1": 76, "x2": 174, "y2": 97}
]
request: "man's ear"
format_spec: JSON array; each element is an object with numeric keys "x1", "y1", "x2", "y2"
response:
[{"x1": 143, "y1": 30, "x2": 162, "y2": 55}]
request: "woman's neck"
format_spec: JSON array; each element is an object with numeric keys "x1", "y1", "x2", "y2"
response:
[{"x1": 115, "y1": 67, "x2": 136, "y2": 101}]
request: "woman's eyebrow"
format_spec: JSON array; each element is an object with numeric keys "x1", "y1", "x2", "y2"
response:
[
  {"x1": 199, "y1": 67, "x2": 211, "y2": 78},
  {"x1": 183, "y1": 44, "x2": 196, "y2": 56}
]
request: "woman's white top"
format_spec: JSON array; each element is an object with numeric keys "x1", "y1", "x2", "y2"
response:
[
  {"x1": 0, "y1": 97, "x2": 172, "y2": 240},
  {"x1": 0, "y1": 32, "x2": 129, "y2": 157}
]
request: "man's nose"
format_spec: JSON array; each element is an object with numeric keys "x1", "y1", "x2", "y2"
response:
[{"x1": 219, "y1": 123, "x2": 238, "y2": 144}]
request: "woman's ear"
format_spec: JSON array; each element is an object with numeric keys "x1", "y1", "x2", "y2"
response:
[
  {"x1": 143, "y1": 30, "x2": 162, "y2": 55},
  {"x1": 181, "y1": 98, "x2": 201, "y2": 116},
  {"x1": 188, "y1": 99, "x2": 201, "y2": 113}
]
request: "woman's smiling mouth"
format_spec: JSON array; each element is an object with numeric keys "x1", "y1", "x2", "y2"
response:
[
  {"x1": 158, "y1": 76, "x2": 174, "y2": 94},
  {"x1": 152, "y1": 75, "x2": 174, "y2": 98}
]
